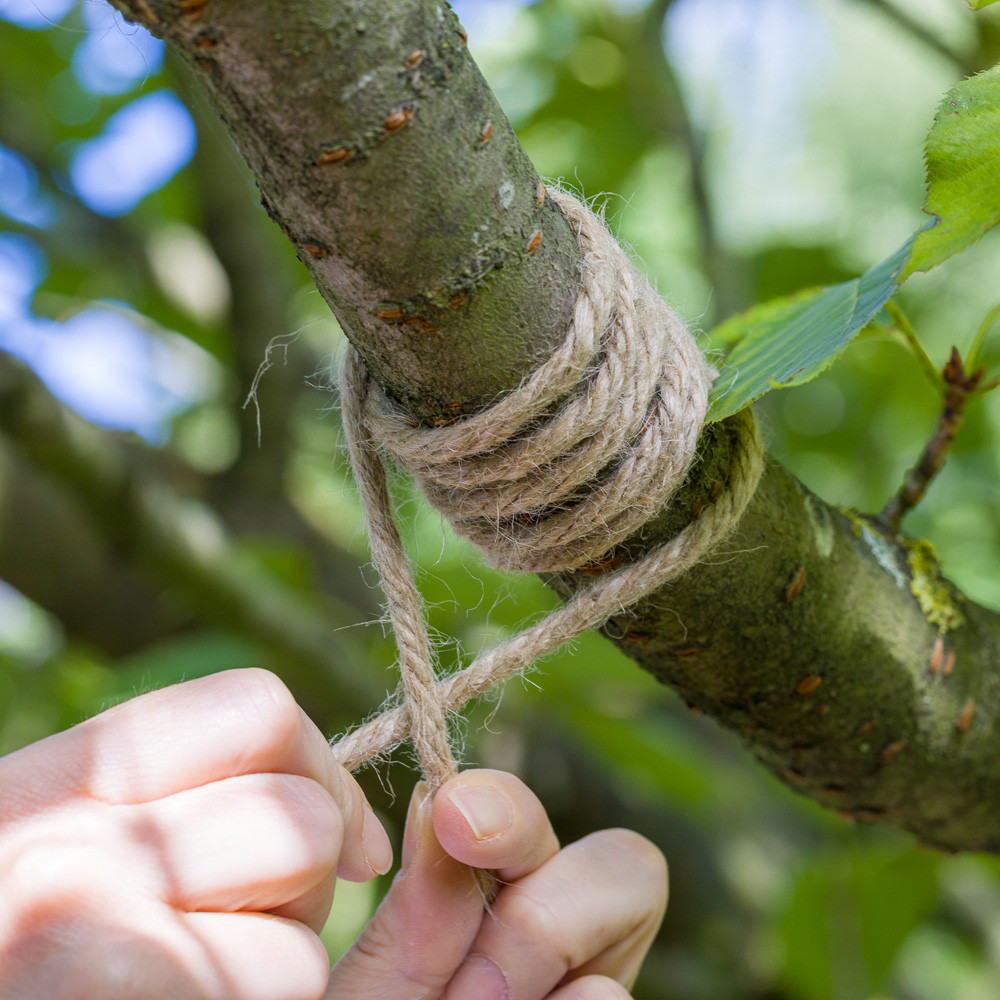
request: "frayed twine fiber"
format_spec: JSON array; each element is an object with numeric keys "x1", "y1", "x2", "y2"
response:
[{"x1": 331, "y1": 188, "x2": 764, "y2": 789}]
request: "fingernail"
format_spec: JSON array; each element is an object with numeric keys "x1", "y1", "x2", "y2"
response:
[
  {"x1": 444, "y1": 955, "x2": 509, "y2": 1000},
  {"x1": 362, "y1": 802, "x2": 393, "y2": 876},
  {"x1": 401, "y1": 781, "x2": 432, "y2": 871},
  {"x1": 451, "y1": 785, "x2": 512, "y2": 841}
]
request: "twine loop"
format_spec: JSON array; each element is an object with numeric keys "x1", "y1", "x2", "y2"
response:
[
  {"x1": 354, "y1": 190, "x2": 714, "y2": 574},
  {"x1": 331, "y1": 189, "x2": 764, "y2": 788}
]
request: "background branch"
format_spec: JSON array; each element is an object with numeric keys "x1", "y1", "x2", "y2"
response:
[
  {"x1": 878, "y1": 347, "x2": 985, "y2": 535},
  {"x1": 0, "y1": 355, "x2": 381, "y2": 727},
  {"x1": 861, "y1": 0, "x2": 977, "y2": 74}
]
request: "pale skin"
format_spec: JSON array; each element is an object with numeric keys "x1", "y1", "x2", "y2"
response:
[{"x1": 0, "y1": 668, "x2": 668, "y2": 1000}]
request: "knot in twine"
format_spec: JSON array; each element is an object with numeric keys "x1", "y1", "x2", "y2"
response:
[{"x1": 331, "y1": 188, "x2": 764, "y2": 789}]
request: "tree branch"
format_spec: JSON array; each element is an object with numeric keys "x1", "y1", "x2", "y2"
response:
[
  {"x1": 861, "y1": 0, "x2": 977, "y2": 75},
  {"x1": 105, "y1": 0, "x2": 1000, "y2": 852},
  {"x1": 0, "y1": 440, "x2": 191, "y2": 656},
  {"x1": 618, "y1": 0, "x2": 743, "y2": 320},
  {"x1": 877, "y1": 346, "x2": 985, "y2": 535},
  {"x1": 116, "y1": 0, "x2": 583, "y2": 421}
]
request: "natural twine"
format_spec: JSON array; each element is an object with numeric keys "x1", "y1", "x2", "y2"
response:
[{"x1": 330, "y1": 188, "x2": 764, "y2": 789}]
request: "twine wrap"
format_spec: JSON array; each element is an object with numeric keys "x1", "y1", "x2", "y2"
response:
[{"x1": 332, "y1": 189, "x2": 765, "y2": 788}]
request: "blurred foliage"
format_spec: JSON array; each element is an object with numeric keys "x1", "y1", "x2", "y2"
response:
[
  {"x1": 709, "y1": 59, "x2": 1000, "y2": 420},
  {"x1": 1, "y1": 0, "x2": 1000, "y2": 998}
]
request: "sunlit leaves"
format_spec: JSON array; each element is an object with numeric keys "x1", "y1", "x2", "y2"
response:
[
  {"x1": 902, "y1": 64, "x2": 1000, "y2": 278},
  {"x1": 707, "y1": 236, "x2": 917, "y2": 421},
  {"x1": 707, "y1": 63, "x2": 1000, "y2": 421}
]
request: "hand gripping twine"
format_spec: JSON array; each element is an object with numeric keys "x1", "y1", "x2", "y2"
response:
[{"x1": 330, "y1": 188, "x2": 764, "y2": 789}]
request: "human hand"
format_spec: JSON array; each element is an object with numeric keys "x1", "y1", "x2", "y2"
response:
[
  {"x1": 327, "y1": 768, "x2": 668, "y2": 1000},
  {"x1": 0, "y1": 668, "x2": 392, "y2": 1000},
  {"x1": 0, "y1": 668, "x2": 667, "y2": 1000}
]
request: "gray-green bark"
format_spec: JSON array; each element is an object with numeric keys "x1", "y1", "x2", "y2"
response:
[
  {"x1": 136, "y1": 0, "x2": 581, "y2": 419},
  {"x1": 108, "y1": 0, "x2": 1000, "y2": 852}
]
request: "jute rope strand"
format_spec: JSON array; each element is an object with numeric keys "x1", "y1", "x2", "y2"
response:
[
  {"x1": 339, "y1": 361, "x2": 458, "y2": 785},
  {"x1": 331, "y1": 189, "x2": 765, "y2": 787}
]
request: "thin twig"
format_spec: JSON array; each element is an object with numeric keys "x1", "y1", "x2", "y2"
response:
[
  {"x1": 877, "y1": 346, "x2": 984, "y2": 534},
  {"x1": 967, "y1": 300, "x2": 1000, "y2": 373},
  {"x1": 628, "y1": 0, "x2": 740, "y2": 319},
  {"x1": 862, "y1": 0, "x2": 976, "y2": 75},
  {"x1": 886, "y1": 300, "x2": 944, "y2": 391}
]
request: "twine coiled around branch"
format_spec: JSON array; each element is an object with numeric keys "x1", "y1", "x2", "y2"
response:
[{"x1": 331, "y1": 189, "x2": 764, "y2": 788}]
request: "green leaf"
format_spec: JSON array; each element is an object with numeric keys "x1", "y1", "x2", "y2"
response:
[
  {"x1": 902, "y1": 63, "x2": 1000, "y2": 277},
  {"x1": 968, "y1": 0, "x2": 1000, "y2": 10},
  {"x1": 706, "y1": 65, "x2": 1000, "y2": 420},
  {"x1": 707, "y1": 235, "x2": 917, "y2": 421}
]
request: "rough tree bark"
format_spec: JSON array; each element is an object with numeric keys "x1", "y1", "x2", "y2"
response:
[{"x1": 104, "y1": 0, "x2": 1000, "y2": 853}]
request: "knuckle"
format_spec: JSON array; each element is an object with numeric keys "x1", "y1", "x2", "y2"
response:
[
  {"x1": 1, "y1": 924, "x2": 197, "y2": 1000},
  {"x1": 599, "y1": 826, "x2": 661, "y2": 863},
  {"x1": 595, "y1": 828, "x2": 668, "y2": 903},
  {"x1": 346, "y1": 913, "x2": 451, "y2": 996},
  {"x1": 1, "y1": 836, "x2": 133, "y2": 975},
  {"x1": 231, "y1": 773, "x2": 343, "y2": 880},
  {"x1": 3, "y1": 826, "x2": 115, "y2": 910},
  {"x1": 284, "y1": 775, "x2": 345, "y2": 855},
  {"x1": 231, "y1": 668, "x2": 302, "y2": 749},
  {"x1": 501, "y1": 883, "x2": 568, "y2": 955},
  {"x1": 348, "y1": 913, "x2": 394, "y2": 964},
  {"x1": 71, "y1": 932, "x2": 201, "y2": 1000}
]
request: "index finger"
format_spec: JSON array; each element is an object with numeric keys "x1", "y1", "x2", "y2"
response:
[
  {"x1": 8, "y1": 669, "x2": 330, "y2": 801},
  {"x1": 3, "y1": 669, "x2": 389, "y2": 881},
  {"x1": 4, "y1": 670, "x2": 385, "y2": 864}
]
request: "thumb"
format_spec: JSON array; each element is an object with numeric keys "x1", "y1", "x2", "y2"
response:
[{"x1": 324, "y1": 782, "x2": 486, "y2": 1000}]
